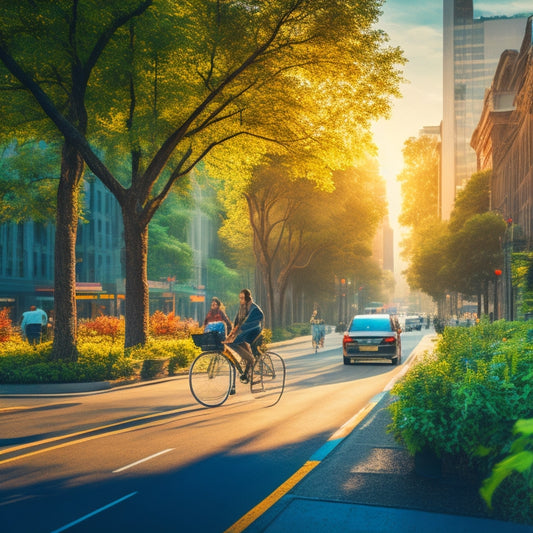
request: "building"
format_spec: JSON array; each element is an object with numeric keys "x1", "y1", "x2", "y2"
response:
[
  {"x1": 470, "y1": 16, "x2": 533, "y2": 319},
  {"x1": 0, "y1": 177, "x2": 125, "y2": 321},
  {"x1": 441, "y1": 0, "x2": 529, "y2": 219}
]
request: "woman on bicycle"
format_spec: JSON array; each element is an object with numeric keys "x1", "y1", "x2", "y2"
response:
[{"x1": 225, "y1": 289, "x2": 264, "y2": 383}]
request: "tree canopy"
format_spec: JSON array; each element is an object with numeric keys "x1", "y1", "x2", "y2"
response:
[
  {"x1": 0, "y1": 0, "x2": 405, "y2": 349},
  {"x1": 220, "y1": 155, "x2": 387, "y2": 326}
]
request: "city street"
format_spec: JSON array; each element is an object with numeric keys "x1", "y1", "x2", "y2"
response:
[{"x1": 0, "y1": 330, "x2": 427, "y2": 533}]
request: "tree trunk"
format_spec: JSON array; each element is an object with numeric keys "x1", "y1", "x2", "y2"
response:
[
  {"x1": 483, "y1": 281, "x2": 490, "y2": 316},
  {"x1": 51, "y1": 143, "x2": 83, "y2": 361},
  {"x1": 123, "y1": 209, "x2": 149, "y2": 348},
  {"x1": 264, "y1": 269, "x2": 275, "y2": 330}
]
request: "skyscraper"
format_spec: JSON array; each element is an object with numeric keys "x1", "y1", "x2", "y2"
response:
[{"x1": 441, "y1": 0, "x2": 529, "y2": 219}]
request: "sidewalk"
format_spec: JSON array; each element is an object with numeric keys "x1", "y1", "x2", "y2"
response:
[{"x1": 242, "y1": 390, "x2": 532, "y2": 532}]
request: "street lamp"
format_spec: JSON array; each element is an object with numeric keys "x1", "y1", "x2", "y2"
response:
[{"x1": 494, "y1": 269, "x2": 502, "y2": 321}]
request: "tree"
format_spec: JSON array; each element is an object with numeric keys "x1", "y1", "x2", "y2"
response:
[
  {"x1": 220, "y1": 156, "x2": 386, "y2": 327},
  {"x1": 0, "y1": 0, "x2": 404, "y2": 349},
  {"x1": 0, "y1": 141, "x2": 58, "y2": 223},
  {"x1": 447, "y1": 212, "x2": 506, "y2": 315},
  {"x1": 397, "y1": 134, "x2": 442, "y2": 304},
  {"x1": 397, "y1": 135, "x2": 440, "y2": 228},
  {"x1": 448, "y1": 170, "x2": 491, "y2": 233},
  {"x1": 404, "y1": 220, "x2": 450, "y2": 302},
  {"x1": 0, "y1": 1, "x2": 153, "y2": 359}
]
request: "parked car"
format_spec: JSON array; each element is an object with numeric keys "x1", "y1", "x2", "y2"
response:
[{"x1": 343, "y1": 314, "x2": 401, "y2": 365}]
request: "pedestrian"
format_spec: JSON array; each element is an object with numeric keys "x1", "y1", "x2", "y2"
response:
[
  {"x1": 21, "y1": 305, "x2": 48, "y2": 345},
  {"x1": 310, "y1": 304, "x2": 326, "y2": 350},
  {"x1": 202, "y1": 297, "x2": 232, "y2": 339},
  {"x1": 225, "y1": 289, "x2": 264, "y2": 383}
]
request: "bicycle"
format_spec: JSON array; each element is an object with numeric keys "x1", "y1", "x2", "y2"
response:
[
  {"x1": 189, "y1": 331, "x2": 286, "y2": 408},
  {"x1": 311, "y1": 322, "x2": 325, "y2": 353}
]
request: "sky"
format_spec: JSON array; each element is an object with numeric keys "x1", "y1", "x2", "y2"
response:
[{"x1": 371, "y1": 0, "x2": 533, "y2": 228}]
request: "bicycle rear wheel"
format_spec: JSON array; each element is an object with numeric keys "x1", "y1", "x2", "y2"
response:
[
  {"x1": 189, "y1": 351, "x2": 234, "y2": 407},
  {"x1": 250, "y1": 351, "x2": 286, "y2": 406}
]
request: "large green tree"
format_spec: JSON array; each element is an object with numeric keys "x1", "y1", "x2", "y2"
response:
[
  {"x1": 0, "y1": 1, "x2": 152, "y2": 359},
  {"x1": 0, "y1": 0, "x2": 404, "y2": 350},
  {"x1": 220, "y1": 156, "x2": 386, "y2": 327}
]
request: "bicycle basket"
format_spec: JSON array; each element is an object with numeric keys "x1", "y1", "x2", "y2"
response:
[{"x1": 192, "y1": 332, "x2": 224, "y2": 351}]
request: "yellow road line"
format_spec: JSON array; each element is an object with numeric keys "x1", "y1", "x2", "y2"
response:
[
  {"x1": 225, "y1": 400, "x2": 381, "y2": 533},
  {"x1": 0, "y1": 407, "x2": 185, "y2": 464},
  {"x1": 224, "y1": 460, "x2": 320, "y2": 533}
]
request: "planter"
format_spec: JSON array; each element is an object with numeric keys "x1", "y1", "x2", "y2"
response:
[{"x1": 140, "y1": 358, "x2": 169, "y2": 380}]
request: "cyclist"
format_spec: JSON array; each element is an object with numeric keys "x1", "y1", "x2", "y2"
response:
[{"x1": 225, "y1": 288, "x2": 264, "y2": 383}]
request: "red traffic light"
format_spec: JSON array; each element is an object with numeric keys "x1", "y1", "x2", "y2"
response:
[{"x1": 494, "y1": 269, "x2": 502, "y2": 276}]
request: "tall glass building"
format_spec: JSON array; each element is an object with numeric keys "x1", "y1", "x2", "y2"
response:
[{"x1": 441, "y1": 0, "x2": 529, "y2": 219}]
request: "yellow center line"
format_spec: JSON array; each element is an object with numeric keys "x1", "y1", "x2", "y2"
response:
[
  {"x1": 224, "y1": 460, "x2": 320, "y2": 533},
  {"x1": 0, "y1": 407, "x2": 186, "y2": 465}
]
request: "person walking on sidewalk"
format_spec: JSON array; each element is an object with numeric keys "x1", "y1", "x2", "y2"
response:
[{"x1": 21, "y1": 305, "x2": 48, "y2": 345}]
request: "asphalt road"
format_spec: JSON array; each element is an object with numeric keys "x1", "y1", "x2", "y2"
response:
[{"x1": 0, "y1": 329, "x2": 428, "y2": 533}]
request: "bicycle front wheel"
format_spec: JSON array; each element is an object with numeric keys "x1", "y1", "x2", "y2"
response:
[
  {"x1": 251, "y1": 351, "x2": 286, "y2": 406},
  {"x1": 189, "y1": 351, "x2": 234, "y2": 407}
]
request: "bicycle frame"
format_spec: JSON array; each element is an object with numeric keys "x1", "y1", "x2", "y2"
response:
[{"x1": 221, "y1": 345, "x2": 247, "y2": 375}]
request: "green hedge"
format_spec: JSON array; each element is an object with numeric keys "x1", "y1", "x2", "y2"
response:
[
  {"x1": 389, "y1": 320, "x2": 533, "y2": 524},
  {"x1": 0, "y1": 337, "x2": 200, "y2": 384}
]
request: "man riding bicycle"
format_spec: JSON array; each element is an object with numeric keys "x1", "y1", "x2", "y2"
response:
[{"x1": 224, "y1": 289, "x2": 264, "y2": 383}]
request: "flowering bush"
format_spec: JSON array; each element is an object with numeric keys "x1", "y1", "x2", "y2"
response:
[
  {"x1": 0, "y1": 308, "x2": 13, "y2": 342},
  {"x1": 79, "y1": 315, "x2": 124, "y2": 341},
  {"x1": 150, "y1": 311, "x2": 198, "y2": 338}
]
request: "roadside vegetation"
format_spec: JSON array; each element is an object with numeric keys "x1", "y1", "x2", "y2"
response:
[
  {"x1": 0, "y1": 309, "x2": 300, "y2": 384},
  {"x1": 0, "y1": 311, "x2": 201, "y2": 384},
  {"x1": 389, "y1": 320, "x2": 533, "y2": 524}
]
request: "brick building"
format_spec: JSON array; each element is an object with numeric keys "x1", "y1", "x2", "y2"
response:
[{"x1": 471, "y1": 16, "x2": 533, "y2": 318}]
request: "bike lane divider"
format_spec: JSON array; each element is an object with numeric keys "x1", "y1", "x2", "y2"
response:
[
  {"x1": 224, "y1": 395, "x2": 383, "y2": 533},
  {"x1": 50, "y1": 491, "x2": 138, "y2": 533}
]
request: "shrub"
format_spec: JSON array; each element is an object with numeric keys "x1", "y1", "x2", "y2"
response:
[
  {"x1": 388, "y1": 320, "x2": 533, "y2": 524},
  {"x1": 150, "y1": 311, "x2": 198, "y2": 338},
  {"x1": 480, "y1": 418, "x2": 533, "y2": 524},
  {"x1": 0, "y1": 307, "x2": 14, "y2": 342},
  {"x1": 390, "y1": 320, "x2": 533, "y2": 459},
  {"x1": 79, "y1": 315, "x2": 124, "y2": 341}
]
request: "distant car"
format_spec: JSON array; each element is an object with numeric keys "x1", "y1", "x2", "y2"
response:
[
  {"x1": 404, "y1": 316, "x2": 422, "y2": 332},
  {"x1": 343, "y1": 314, "x2": 401, "y2": 365}
]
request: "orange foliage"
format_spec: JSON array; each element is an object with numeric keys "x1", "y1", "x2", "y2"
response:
[
  {"x1": 80, "y1": 315, "x2": 124, "y2": 340},
  {"x1": 150, "y1": 311, "x2": 198, "y2": 338},
  {"x1": 0, "y1": 307, "x2": 13, "y2": 342}
]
